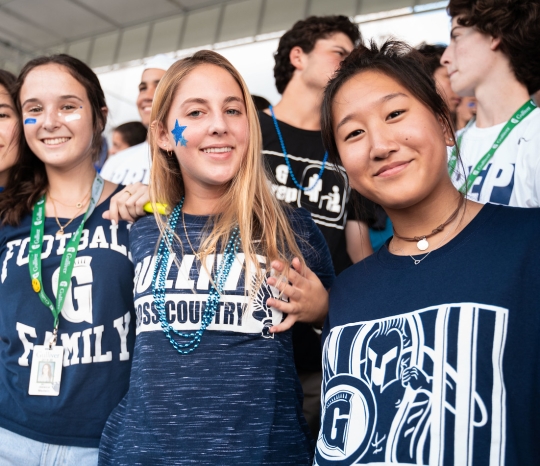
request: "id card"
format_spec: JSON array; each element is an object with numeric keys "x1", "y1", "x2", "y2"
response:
[{"x1": 28, "y1": 345, "x2": 64, "y2": 396}]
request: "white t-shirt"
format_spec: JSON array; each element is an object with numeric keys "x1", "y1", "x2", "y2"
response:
[
  {"x1": 451, "y1": 108, "x2": 540, "y2": 207},
  {"x1": 100, "y1": 141, "x2": 151, "y2": 185}
]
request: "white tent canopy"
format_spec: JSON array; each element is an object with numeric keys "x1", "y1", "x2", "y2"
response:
[{"x1": 0, "y1": 0, "x2": 446, "y2": 72}]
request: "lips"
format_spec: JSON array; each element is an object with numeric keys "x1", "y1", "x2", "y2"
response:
[
  {"x1": 375, "y1": 160, "x2": 410, "y2": 177},
  {"x1": 42, "y1": 137, "x2": 70, "y2": 145},
  {"x1": 202, "y1": 146, "x2": 233, "y2": 154}
]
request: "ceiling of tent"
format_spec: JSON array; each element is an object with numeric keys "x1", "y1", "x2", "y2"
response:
[{"x1": 0, "y1": 0, "x2": 446, "y2": 72}]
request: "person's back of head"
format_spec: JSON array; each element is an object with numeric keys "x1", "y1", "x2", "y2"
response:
[
  {"x1": 114, "y1": 121, "x2": 147, "y2": 148},
  {"x1": 273, "y1": 15, "x2": 361, "y2": 95},
  {"x1": 416, "y1": 43, "x2": 447, "y2": 77}
]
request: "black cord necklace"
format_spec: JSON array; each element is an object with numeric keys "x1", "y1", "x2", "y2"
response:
[{"x1": 393, "y1": 195, "x2": 465, "y2": 251}]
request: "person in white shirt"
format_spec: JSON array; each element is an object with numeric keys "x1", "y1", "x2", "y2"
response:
[
  {"x1": 100, "y1": 55, "x2": 175, "y2": 185},
  {"x1": 441, "y1": 0, "x2": 540, "y2": 207}
]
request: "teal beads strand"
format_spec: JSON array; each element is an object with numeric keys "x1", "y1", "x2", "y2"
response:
[{"x1": 151, "y1": 199, "x2": 240, "y2": 354}]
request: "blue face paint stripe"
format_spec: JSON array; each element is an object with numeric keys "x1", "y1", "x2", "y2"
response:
[
  {"x1": 24, "y1": 118, "x2": 37, "y2": 125},
  {"x1": 171, "y1": 119, "x2": 188, "y2": 147}
]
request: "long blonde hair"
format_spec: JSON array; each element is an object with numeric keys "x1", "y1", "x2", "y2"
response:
[{"x1": 149, "y1": 50, "x2": 304, "y2": 279}]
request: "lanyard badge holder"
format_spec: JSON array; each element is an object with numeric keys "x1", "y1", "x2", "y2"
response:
[
  {"x1": 27, "y1": 174, "x2": 104, "y2": 396},
  {"x1": 448, "y1": 99, "x2": 537, "y2": 192}
]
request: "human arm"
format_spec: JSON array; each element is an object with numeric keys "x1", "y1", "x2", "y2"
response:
[
  {"x1": 345, "y1": 220, "x2": 373, "y2": 263},
  {"x1": 102, "y1": 182, "x2": 149, "y2": 224}
]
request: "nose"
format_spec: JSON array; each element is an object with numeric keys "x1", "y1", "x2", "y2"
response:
[
  {"x1": 208, "y1": 111, "x2": 228, "y2": 136},
  {"x1": 42, "y1": 107, "x2": 61, "y2": 132},
  {"x1": 440, "y1": 45, "x2": 452, "y2": 68},
  {"x1": 368, "y1": 124, "x2": 399, "y2": 160}
]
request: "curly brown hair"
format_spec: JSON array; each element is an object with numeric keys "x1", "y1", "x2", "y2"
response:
[
  {"x1": 273, "y1": 15, "x2": 361, "y2": 94},
  {"x1": 448, "y1": 0, "x2": 540, "y2": 94}
]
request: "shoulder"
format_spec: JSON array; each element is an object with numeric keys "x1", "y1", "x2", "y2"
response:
[
  {"x1": 129, "y1": 214, "x2": 160, "y2": 262},
  {"x1": 487, "y1": 203, "x2": 540, "y2": 228}
]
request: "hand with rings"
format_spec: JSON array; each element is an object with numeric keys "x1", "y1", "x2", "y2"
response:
[{"x1": 102, "y1": 182, "x2": 150, "y2": 224}]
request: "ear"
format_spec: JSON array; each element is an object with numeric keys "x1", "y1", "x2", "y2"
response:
[
  {"x1": 438, "y1": 115, "x2": 455, "y2": 147},
  {"x1": 289, "y1": 46, "x2": 305, "y2": 71},
  {"x1": 154, "y1": 120, "x2": 172, "y2": 152},
  {"x1": 100, "y1": 106, "x2": 108, "y2": 131},
  {"x1": 490, "y1": 36, "x2": 501, "y2": 51}
]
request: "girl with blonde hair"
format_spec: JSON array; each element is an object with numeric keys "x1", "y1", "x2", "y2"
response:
[{"x1": 99, "y1": 50, "x2": 334, "y2": 465}]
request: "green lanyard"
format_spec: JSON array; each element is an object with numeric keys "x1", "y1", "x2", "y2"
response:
[
  {"x1": 448, "y1": 99, "x2": 537, "y2": 193},
  {"x1": 28, "y1": 174, "x2": 104, "y2": 332}
]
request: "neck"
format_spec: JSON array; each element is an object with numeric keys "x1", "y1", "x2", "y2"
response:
[
  {"x1": 182, "y1": 187, "x2": 225, "y2": 216},
  {"x1": 385, "y1": 181, "x2": 483, "y2": 256},
  {"x1": 474, "y1": 71, "x2": 531, "y2": 128},
  {"x1": 269, "y1": 80, "x2": 323, "y2": 130},
  {"x1": 46, "y1": 159, "x2": 96, "y2": 204}
]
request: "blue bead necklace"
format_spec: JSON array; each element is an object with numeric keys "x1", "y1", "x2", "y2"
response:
[
  {"x1": 268, "y1": 105, "x2": 328, "y2": 192},
  {"x1": 151, "y1": 198, "x2": 240, "y2": 354}
]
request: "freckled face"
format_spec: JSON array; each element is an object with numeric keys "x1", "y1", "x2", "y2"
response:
[
  {"x1": 159, "y1": 64, "x2": 248, "y2": 195},
  {"x1": 0, "y1": 85, "x2": 19, "y2": 183},
  {"x1": 332, "y1": 71, "x2": 451, "y2": 209},
  {"x1": 441, "y1": 16, "x2": 496, "y2": 97},
  {"x1": 19, "y1": 64, "x2": 96, "y2": 170}
]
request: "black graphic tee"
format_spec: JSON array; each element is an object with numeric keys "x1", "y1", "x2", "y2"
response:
[
  {"x1": 0, "y1": 187, "x2": 135, "y2": 447},
  {"x1": 315, "y1": 203, "x2": 540, "y2": 465},
  {"x1": 260, "y1": 111, "x2": 362, "y2": 372},
  {"x1": 99, "y1": 208, "x2": 334, "y2": 465},
  {"x1": 259, "y1": 111, "x2": 356, "y2": 275}
]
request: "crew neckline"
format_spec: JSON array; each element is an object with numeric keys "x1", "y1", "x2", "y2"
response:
[{"x1": 375, "y1": 203, "x2": 498, "y2": 269}]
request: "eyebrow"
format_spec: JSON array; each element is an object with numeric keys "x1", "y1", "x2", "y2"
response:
[
  {"x1": 21, "y1": 95, "x2": 83, "y2": 107},
  {"x1": 336, "y1": 92, "x2": 408, "y2": 130},
  {"x1": 0, "y1": 103, "x2": 14, "y2": 110},
  {"x1": 139, "y1": 79, "x2": 161, "y2": 88},
  {"x1": 181, "y1": 96, "x2": 244, "y2": 106}
]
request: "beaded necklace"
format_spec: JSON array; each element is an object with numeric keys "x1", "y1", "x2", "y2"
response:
[
  {"x1": 151, "y1": 198, "x2": 241, "y2": 354},
  {"x1": 268, "y1": 105, "x2": 328, "y2": 192}
]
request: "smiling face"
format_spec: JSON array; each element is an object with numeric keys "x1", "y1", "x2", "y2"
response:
[
  {"x1": 441, "y1": 17, "x2": 497, "y2": 97},
  {"x1": 332, "y1": 70, "x2": 452, "y2": 209},
  {"x1": 298, "y1": 32, "x2": 354, "y2": 91},
  {"x1": 137, "y1": 68, "x2": 166, "y2": 127},
  {"x1": 0, "y1": 84, "x2": 19, "y2": 186},
  {"x1": 157, "y1": 64, "x2": 248, "y2": 199},
  {"x1": 20, "y1": 64, "x2": 96, "y2": 171}
]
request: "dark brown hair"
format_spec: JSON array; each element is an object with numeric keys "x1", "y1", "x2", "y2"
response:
[
  {"x1": 273, "y1": 15, "x2": 361, "y2": 94},
  {"x1": 321, "y1": 40, "x2": 456, "y2": 171},
  {"x1": 0, "y1": 54, "x2": 107, "y2": 226},
  {"x1": 0, "y1": 70, "x2": 16, "y2": 94},
  {"x1": 448, "y1": 0, "x2": 540, "y2": 94},
  {"x1": 416, "y1": 43, "x2": 447, "y2": 77},
  {"x1": 114, "y1": 121, "x2": 147, "y2": 147}
]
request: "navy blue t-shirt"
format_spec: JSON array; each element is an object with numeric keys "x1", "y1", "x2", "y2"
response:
[
  {"x1": 0, "y1": 188, "x2": 135, "y2": 447},
  {"x1": 315, "y1": 203, "x2": 540, "y2": 466},
  {"x1": 99, "y1": 208, "x2": 334, "y2": 465}
]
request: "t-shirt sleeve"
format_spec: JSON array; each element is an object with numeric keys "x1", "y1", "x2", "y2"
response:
[
  {"x1": 289, "y1": 207, "x2": 335, "y2": 289},
  {"x1": 512, "y1": 129, "x2": 540, "y2": 207}
]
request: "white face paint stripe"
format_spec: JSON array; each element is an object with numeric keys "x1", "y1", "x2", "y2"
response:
[{"x1": 65, "y1": 113, "x2": 81, "y2": 122}]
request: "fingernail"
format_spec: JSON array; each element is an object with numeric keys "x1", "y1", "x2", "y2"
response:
[{"x1": 111, "y1": 219, "x2": 117, "y2": 226}]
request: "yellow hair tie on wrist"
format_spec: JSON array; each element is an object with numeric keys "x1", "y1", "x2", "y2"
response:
[{"x1": 143, "y1": 202, "x2": 168, "y2": 215}]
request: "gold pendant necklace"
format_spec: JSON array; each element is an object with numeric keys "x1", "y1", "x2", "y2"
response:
[{"x1": 49, "y1": 190, "x2": 91, "y2": 237}]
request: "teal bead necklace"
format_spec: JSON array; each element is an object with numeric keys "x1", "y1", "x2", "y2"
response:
[
  {"x1": 151, "y1": 198, "x2": 240, "y2": 354},
  {"x1": 268, "y1": 105, "x2": 328, "y2": 192}
]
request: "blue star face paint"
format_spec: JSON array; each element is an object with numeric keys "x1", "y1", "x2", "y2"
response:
[
  {"x1": 171, "y1": 119, "x2": 188, "y2": 147},
  {"x1": 24, "y1": 118, "x2": 37, "y2": 125}
]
